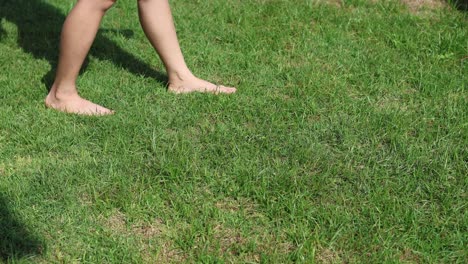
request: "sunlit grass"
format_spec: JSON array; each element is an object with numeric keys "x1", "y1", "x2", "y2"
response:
[{"x1": 0, "y1": 0, "x2": 466, "y2": 263}]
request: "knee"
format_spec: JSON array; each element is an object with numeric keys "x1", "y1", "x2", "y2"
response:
[
  {"x1": 100, "y1": 0, "x2": 117, "y2": 11},
  {"x1": 137, "y1": 0, "x2": 158, "y2": 4},
  {"x1": 80, "y1": 0, "x2": 117, "y2": 11}
]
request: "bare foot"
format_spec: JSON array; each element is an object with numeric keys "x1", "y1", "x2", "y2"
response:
[
  {"x1": 45, "y1": 87, "x2": 114, "y2": 116},
  {"x1": 168, "y1": 75, "x2": 236, "y2": 94}
]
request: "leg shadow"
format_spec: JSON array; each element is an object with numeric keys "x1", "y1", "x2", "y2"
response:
[
  {"x1": 0, "y1": 193, "x2": 44, "y2": 261},
  {"x1": 0, "y1": 0, "x2": 167, "y2": 92}
]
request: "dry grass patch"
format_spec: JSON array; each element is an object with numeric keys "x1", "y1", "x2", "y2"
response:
[
  {"x1": 104, "y1": 210, "x2": 127, "y2": 233},
  {"x1": 152, "y1": 241, "x2": 187, "y2": 264},
  {"x1": 132, "y1": 218, "x2": 165, "y2": 239},
  {"x1": 101, "y1": 211, "x2": 187, "y2": 263},
  {"x1": 317, "y1": 0, "x2": 343, "y2": 8},
  {"x1": 215, "y1": 201, "x2": 239, "y2": 213},
  {"x1": 399, "y1": 248, "x2": 421, "y2": 263},
  {"x1": 315, "y1": 246, "x2": 344, "y2": 264},
  {"x1": 0, "y1": 155, "x2": 41, "y2": 176},
  {"x1": 133, "y1": 218, "x2": 188, "y2": 263},
  {"x1": 208, "y1": 223, "x2": 294, "y2": 262},
  {"x1": 256, "y1": 232, "x2": 295, "y2": 257},
  {"x1": 401, "y1": 0, "x2": 447, "y2": 13},
  {"x1": 212, "y1": 224, "x2": 246, "y2": 255},
  {"x1": 206, "y1": 198, "x2": 296, "y2": 261},
  {"x1": 78, "y1": 193, "x2": 93, "y2": 206},
  {"x1": 14, "y1": 155, "x2": 33, "y2": 167},
  {"x1": 375, "y1": 95, "x2": 409, "y2": 112},
  {"x1": 215, "y1": 197, "x2": 244, "y2": 213},
  {"x1": 215, "y1": 197, "x2": 266, "y2": 220}
]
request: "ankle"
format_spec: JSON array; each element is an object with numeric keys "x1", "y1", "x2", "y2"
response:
[
  {"x1": 167, "y1": 69, "x2": 195, "y2": 83},
  {"x1": 49, "y1": 82, "x2": 79, "y2": 100}
]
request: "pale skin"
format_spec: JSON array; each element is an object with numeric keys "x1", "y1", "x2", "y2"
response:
[{"x1": 45, "y1": 0, "x2": 236, "y2": 115}]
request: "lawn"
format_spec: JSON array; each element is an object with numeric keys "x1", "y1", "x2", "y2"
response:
[{"x1": 0, "y1": 0, "x2": 466, "y2": 263}]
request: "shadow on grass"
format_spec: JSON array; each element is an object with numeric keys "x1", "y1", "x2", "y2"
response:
[
  {"x1": 0, "y1": 0, "x2": 167, "y2": 92},
  {"x1": 0, "y1": 193, "x2": 44, "y2": 261},
  {"x1": 451, "y1": 0, "x2": 468, "y2": 10}
]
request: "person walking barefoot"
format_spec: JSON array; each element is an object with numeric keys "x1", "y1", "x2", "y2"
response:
[{"x1": 45, "y1": 0, "x2": 236, "y2": 115}]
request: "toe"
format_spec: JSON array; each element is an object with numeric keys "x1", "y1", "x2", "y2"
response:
[{"x1": 218, "y1": 86, "x2": 237, "y2": 94}]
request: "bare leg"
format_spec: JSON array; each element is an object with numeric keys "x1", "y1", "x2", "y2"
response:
[
  {"x1": 45, "y1": 0, "x2": 116, "y2": 115},
  {"x1": 137, "y1": 0, "x2": 236, "y2": 94}
]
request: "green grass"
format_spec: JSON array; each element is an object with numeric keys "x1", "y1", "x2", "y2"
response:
[{"x1": 0, "y1": 0, "x2": 466, "y2": 263}]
